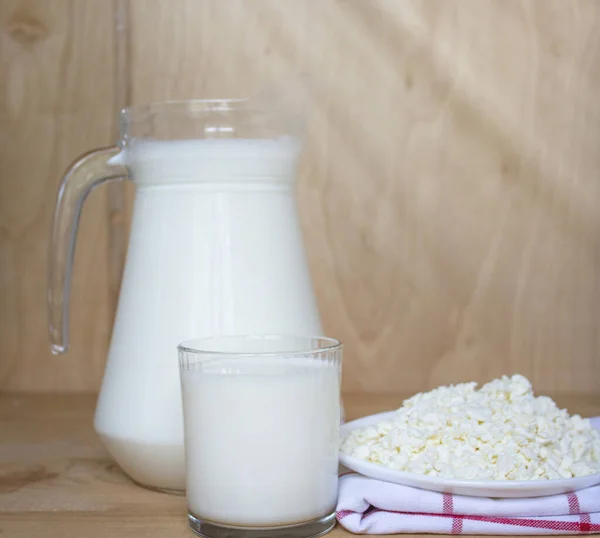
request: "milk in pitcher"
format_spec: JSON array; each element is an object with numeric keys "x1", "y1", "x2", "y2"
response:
[{"x1": 94, "y1": 138, "x2": 323, "y2": 491}]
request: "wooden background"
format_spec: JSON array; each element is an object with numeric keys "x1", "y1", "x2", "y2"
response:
[{"x1": 1, "y1": 0, "x2": 599, "y2": 394}]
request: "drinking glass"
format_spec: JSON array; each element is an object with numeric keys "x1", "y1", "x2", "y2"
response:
[{"x1": 178, "y1": 334, "x2": 342, "y2": 538}]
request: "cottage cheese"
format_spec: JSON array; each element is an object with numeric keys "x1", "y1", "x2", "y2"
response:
[{"x1": 341, "y1": 375, "x2": 600, "y2": 480}]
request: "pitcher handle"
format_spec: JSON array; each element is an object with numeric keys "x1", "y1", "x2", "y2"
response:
[{"x1": 48, "y1": 146, "x2": 128, "y2": 354}]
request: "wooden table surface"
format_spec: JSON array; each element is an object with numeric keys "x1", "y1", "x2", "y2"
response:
[{"x1": 1, "y1": 392, "x2": 599, "y2": 537}]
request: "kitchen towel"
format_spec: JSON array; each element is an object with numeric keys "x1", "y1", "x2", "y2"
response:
[{"x1": 336, "y1": 417, "x2": 600, "y2": 534}]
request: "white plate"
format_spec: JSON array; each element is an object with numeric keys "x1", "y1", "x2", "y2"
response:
[{"x1": 340, "y1": 411, "x2": 600, "y2": 498}]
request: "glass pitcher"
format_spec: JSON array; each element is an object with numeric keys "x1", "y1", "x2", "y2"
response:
[{"x1": 48, "y1": 99, "x2": 324, "y2": 492}]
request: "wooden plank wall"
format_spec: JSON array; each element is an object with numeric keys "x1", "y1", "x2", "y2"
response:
[
  {"x1": 1, "y1": 0, "x2": 599, "y2": 394},
  {"x1": 0, "y1": 0, "x2": 115, "y2": 391}
]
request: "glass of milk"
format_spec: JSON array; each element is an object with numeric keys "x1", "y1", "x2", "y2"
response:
[{"x1": 178, "y1": 334, "x2": 342, "y2": 538}]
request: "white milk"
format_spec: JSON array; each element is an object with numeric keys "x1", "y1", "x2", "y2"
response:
[
  {"x1": 101, "y1": 437, "x2": 186, "y2": 491},
  {"x1": 94, "y1": 138, "x2": 323, "y2": 491},
  {"x1": 181, "y1": 357, "x2": 341, "y2": 526}
]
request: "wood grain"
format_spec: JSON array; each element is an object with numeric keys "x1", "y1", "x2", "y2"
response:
[
  {"x1": 0, "y1": 0, "x2": 115, "y2": 391},
  {"x1": 2, "y1": 0, "x2": 600, "y2": 393},
  {"x1": 129, "y1": 0, "x2": 600, "y2": 393},
  {"x1": 1, "y1": 392, "x2": 599, "y2": 537}
]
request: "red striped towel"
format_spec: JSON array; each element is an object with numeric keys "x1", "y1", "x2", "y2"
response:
[
  {"x1": 336, "y1": 417, "x2": 600, "y2": 534},
  {"x1": 336, "y1": 475, "x2": 600, "y2": 534}
]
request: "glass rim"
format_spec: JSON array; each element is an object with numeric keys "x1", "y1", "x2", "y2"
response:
[
  {"x1": 120, "y1": 98, "x2": 271, "y2": 122},
  {"x1": 178, "y1": 334, "x2": 342, "y2": 357}
]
